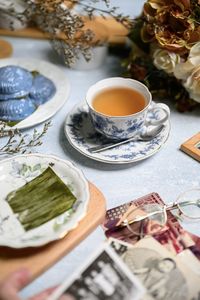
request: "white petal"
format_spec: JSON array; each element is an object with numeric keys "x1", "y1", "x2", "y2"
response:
[
  {"x1": 174, "y1": 61, "x2": 194, "y2": 80},
  {"x1": 189, "y1": 42, "x2": 200, "y2": 58}
]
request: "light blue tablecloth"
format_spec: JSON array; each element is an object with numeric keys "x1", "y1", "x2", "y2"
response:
[{"x1": 0, "y1": 1, "x2": 199, "y2": 298}]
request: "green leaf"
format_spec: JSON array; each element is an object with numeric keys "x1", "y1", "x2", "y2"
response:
[
  {"x1": 32, "y1": 164, "x2": 42, "y2": 172},
  {"x1": 7, "y1": 167, "x2": 77, "y2": 231},
  {"x1": 21, "y1": 164, "x2": 28, "y2": 175}
]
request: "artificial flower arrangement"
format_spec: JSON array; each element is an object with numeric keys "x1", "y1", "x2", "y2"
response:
[{"x1": 125, "y1": 0, "x2": 200, "y2": 111}]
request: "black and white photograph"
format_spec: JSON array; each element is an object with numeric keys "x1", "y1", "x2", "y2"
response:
[
  {"x1": 122, "y1": 248, "x2": 187, "y2": 300},
  {"x1": 109, "y1": 237, "x2": 191, "y2": 300},
  {"x1": 47, "y1": 244, "x2": 144, "y2": 300}
]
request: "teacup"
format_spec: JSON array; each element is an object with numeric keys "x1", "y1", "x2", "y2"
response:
[{"x1": 86, "y1": 77, "x2": 170, "y2": 140}]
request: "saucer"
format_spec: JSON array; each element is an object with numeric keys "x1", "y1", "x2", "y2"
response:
[{"x1": 64, "y1": 102, "x2": 170, "y2": 164}]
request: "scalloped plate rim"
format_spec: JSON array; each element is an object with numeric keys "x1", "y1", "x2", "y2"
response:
[{"x1": 0, "y1": 153, "x2": 90, "y2": 248}]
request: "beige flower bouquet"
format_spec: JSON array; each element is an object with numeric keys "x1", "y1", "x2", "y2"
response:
[{"x1": 125, "y1": 0, "x2": 200, "y2": 111}]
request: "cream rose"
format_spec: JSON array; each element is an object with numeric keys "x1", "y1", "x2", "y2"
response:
[
  {"x1": 153, "y1": 49, "x2": 181, "y2": 74},
  {"x1": 183, "y1": 66, "x2": 200, "y2": 103},
  {"x1": 174, "y1": 42, "x2": 200, "y2": 103}
]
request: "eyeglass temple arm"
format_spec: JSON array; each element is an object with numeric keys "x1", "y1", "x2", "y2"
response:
[
  {"x1": 121, "y1": 199, "x2": 200, "y2": 227},
  {"x1": 121, "y1": 209, "x2": 165, "y2": 226},
  {"x1": 166, "y1": 199, "x2": 200, "y2": 211}
]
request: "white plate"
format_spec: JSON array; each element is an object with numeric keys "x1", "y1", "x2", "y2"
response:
[
  {"x1": 0, "y1": 58, "x2": 70, "y2": 130},
  {"x1": 0, "y1": 153, "x2": 89, "y2": 248},
  {"x1": 64, "y1": 101, "x2": 171, "y2": 164}
]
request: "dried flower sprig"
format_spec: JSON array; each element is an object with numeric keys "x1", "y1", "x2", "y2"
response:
[
  {"x1": 20, "y1": 0, "x2": 132, "y2": 66},
  {"x1": 70, "y1": 0, "x2": 132, "y2": 27},
  {"x1": 0, "y1": 120, "x2": 51, "y2": 156},
  {"x1": 0, "y1": 2, "x2": 26, "y2": 30}
]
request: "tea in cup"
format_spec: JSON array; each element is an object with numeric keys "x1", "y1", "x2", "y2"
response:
[{"x1": 86, "y1": 77, "x2": 170, "y2": 140}]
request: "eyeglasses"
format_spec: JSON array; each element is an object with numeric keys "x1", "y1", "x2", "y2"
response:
[{"x1": 116, "y1": 189, "x2": 200, "y2": 237}]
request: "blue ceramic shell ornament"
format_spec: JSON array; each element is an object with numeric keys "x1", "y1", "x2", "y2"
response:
[
  {"x1": 0, "y1": 97, "x2": 36, "y2": 121},
  {"x1": 30, "y1": 74, "x2": 56, "y2": 105},
  {"x1": 0, "y1": 65, "x2": 33, "y2": 100}
]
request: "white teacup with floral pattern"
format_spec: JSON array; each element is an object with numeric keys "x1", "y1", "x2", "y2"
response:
[{"x1": 86, "y1": 77, "x2": 170, "y2": 140}]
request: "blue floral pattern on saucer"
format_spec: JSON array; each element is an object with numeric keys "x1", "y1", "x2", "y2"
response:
[{"x1": 64, "y1": 102, "x2": 170, "y2": 164}]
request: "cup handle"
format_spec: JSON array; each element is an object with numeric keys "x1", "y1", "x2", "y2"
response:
[{"x1": 145, "y1": 103, "x2": 170, "y2": 127}]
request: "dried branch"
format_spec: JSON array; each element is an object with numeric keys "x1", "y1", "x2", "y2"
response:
[
  {"x1": 7, "y1": 0, "x2": 131, "y2": 66},
  {"x1": 0, "y1": 121, "x2": 52, "y2": 156},
  {"x1": 0, "y1": 2, "x2": 26, "y2": 29}
]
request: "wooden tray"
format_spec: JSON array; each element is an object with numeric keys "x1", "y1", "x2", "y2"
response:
[
  {"x1": 0, "y1": 182, "x2": 106, "y2": 286},
  {"x1": 0, "y1": 17, "x2": 128, "y2": 44}
]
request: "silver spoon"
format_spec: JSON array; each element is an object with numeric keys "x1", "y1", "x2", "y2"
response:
[{"x1": 88, "y1": 124, "x2": 165, "y2": 153}]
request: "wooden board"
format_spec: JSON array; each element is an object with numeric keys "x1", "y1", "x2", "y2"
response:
[
  {"x1": 0, "y1": 17, "x2": 128, "y2": 44},
  {"x1": 0, "y1": 182, "x2": 106, "y2": 286},
  {"x1": 180, "y1": 132, "x2": 200, "y2": 162}
]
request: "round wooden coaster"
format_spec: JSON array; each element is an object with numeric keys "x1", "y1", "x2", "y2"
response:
[{"x1": 0, "y1": 39, "x2": 13, "y2": 58}]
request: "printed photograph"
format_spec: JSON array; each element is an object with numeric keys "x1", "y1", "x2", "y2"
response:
[
  {"x1": 122, "y1": 248, "x2": 187, "y2": 300},
  {"x1": 50, "y1": 245, "x2": 144, "y2": 300},
  {"x1": 109, "y1": 238, "x2": 189, "y2": 300},
  {"x1": 103, "y1": 192, "x2": 200, "y2": 258}
]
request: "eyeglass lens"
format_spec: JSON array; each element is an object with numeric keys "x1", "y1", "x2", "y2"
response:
[
  {"x1": 124, "y1": 204, "x2": 167, "y2": 236},
  {"x1": 121, "y1": 189, "x2": 200, "y2": 236},
  {"x1": 177, "y1": 189, "x2": 200, "y2": 219}
]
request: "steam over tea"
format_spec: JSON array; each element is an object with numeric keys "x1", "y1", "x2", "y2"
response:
[{"x1": 92, "y1": 87, "x2": 146, "y2": 116}]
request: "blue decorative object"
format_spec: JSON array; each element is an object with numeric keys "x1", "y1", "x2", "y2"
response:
[
  {"x1": 0, "y1": 97, "x2": 36, "y2": 121},
  {"x1": 30, "y1": 74, "x2": 56, "y2": 105},
  {"x1": 64, "y1": 102, "x2": 170, "y2": 164},
  {"x1": 0, "y1": 66, "x2": 33, "y2": 100}
]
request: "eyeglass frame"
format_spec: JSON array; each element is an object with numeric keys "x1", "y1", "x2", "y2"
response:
[{"x1": 120, "y1": 195, "x2": 200, "y2": 229}]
